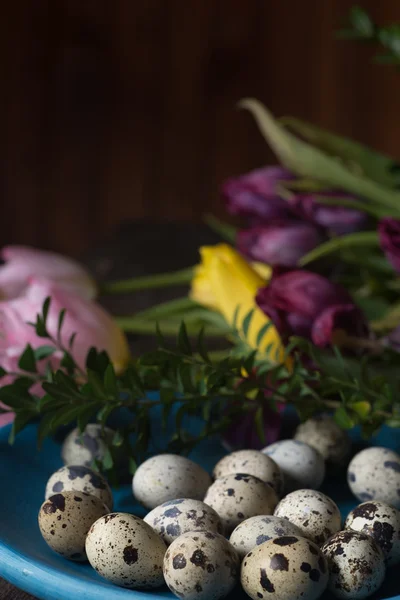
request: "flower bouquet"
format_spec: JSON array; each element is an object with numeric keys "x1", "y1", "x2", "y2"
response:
[{"x1": 0, "y1": 6, "x2": 399, "y2": 470}]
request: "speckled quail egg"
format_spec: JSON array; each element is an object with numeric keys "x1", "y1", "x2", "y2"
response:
[
  {"x1": 85, "y1": 512, "x2": 166, "y2": 589},
  {"x1": 274, "y1": 489, "x2": 341, "y2": 545},
  {"x1": 163, "y1": 531, "x2": 239, "y2": 600},
  {"x1": 38, "y1": 491, "x2": 108, "y2": 561},
  {"x1": 262, "y1": 440, "x2": 325, "y2": 493},
  {"x1": 241, "y1": 535, "x2": 328, "y2": 600},
  {"x1": 322, "y1": 530, "x2": 385, "y2": 599},
  {"x1": 344, "y1": 500, "x2": 400, "y2": 566},
  {"x1": 294, "y1": 415, "x2": 351, "y2": 466},
  {"x1": 132, "y1": 454, "x2": 211, "y2": 510},
  {"x1": 45, "y1": 465, "x2": 113, "y2": 510},
  {"x1": 61, "y1": 424, "x2": 115, "y2": 467},
  {"x1": 213, "y1": 450, "x2": 284, "y2": 496},
  {"x1": 347, "y1": 446, "x2": 400, "y2": 508},
  {"x1": 144, "y1": 498, "x2": 224, "y2": 544},
  {"x1": 229, "y1": 515, "x2": 304, "y2": 559},
  {"x1": 203, "y1": 473, "x2": 278, "y2": 535}
]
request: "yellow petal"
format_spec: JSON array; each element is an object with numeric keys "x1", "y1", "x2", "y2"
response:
[{"x1": 209, "y1": 253, "x2": 285, "y2": 362}]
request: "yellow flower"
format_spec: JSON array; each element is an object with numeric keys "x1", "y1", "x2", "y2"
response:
[{"x1": 190, "y1": 244, "x2": 285, "y2": 362}]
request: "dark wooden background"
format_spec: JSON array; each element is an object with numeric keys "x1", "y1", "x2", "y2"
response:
[{"x1": 2, "y1": 0, "x2": 400, "y2": 258}]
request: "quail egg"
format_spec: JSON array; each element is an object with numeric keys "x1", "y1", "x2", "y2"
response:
[
  {"x1": 241, "y1": 535, "x2": 328, "y2": 600},
  {"x1": 38, "y1": 491, "x2": 108, "y2": 561},
  {"x1": 61, "y1": 424, "x2": 115, "y2": 467},
  {"x1": 274, "y1": 489, "x2": 341, "y2": 545},
  {"x1": 144, "y1": 498, "x2": 224, "y2": 544},
  {"x1": 213, "y1": 450, "x2": 284, "y2": 496},
  {"x1": 344, "y1": 500, "x2": 400, "y2": 566},
  {"x1": 294, "y1": 415, "x2": 351, "y2": 466},
  {"x1": 85, "y1": 512, "x2": 166, "y2": 589},
  {"x1": 229, "y1": 515, "x2": 303, "y2": 559},
  {"x1": 203, "y1": 473, "x2": 278, "y2": 534},
  {"x1": 322, "y1": 530, "x2": 385, "y2": 599},
  {"x1": 262, "y1": 440, "x2": 325, "y2": 492},
  {"x1": 132, "y1": 454, "x2": 211, "y2": 510},
  {"x1": 347, "y1": 446, "x2": 400, "y2": 508},
  {"x1": 45, "y1": 465, "x2": 113, "y2": 510},
  {"x1": 163, "y1": 531, "x2": 239, "y2": 600}
]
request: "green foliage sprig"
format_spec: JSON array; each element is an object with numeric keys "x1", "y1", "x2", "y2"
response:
[
  {"x1": 340, "y1": 6, "x2": 400, "y2": 66},
  {"x1": 1, "y1": 300, "x2": 399, "y2": 479}
]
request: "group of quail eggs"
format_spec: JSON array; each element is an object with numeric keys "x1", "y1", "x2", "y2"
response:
[{"x1": 38, "y1": 416, "x2": 400, "y2": 600}]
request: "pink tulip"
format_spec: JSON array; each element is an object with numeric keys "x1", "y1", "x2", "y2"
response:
[
  {"x1": 0, "y1": 278, "x2": 130, "y2": 375},
  {"x1": 0, "y1": 245, "x2": 97, "y2": 300}
]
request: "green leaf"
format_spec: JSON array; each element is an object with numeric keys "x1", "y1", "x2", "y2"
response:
[
  {"x1": 373, "y1": 53, "x2": 400, "y2": 65},
  {"x1": 51, "y1": 405, "x2": 83, "y2": 430},
  {"x1": 0, "y1": 366, "x2": 6, "y2": 378},
  {"x1": 197, "y1": 327, "x2": 210, "y2": 364},
  {"x1": 77, "y1": 404, "x2": 98, "y2": 432},
  {"x1": 42, "y1": 297, "x2": 51, "y2": 323},
  {"x1": 280, "y1": 116, "x2": 399, "y2": 190},
  {"x1": 203, "y1": 214, "x2": 237, "y2": 243},
  {"x1": 123, "y1": 365, "x2": 145, "y2": 396},
  {"x1": 102, "y1": 447, "x2": 114, "y2": 470},
  {"x1": 0, "y1": 385, "x2": 36, "y2": 410},
  {"x1": 256, "y1": 322, "x2": 272, "y2": 348},
  {"x1": 60, "y1": 352, "x2": 77, "y2": 374},
  {"x1": 86, "y1": 369, "x2": 108, "y2": 401},
  {"x1": 156, "y1": 322, "x2": 166, "y2": 348},
  {"x1": 97, "y1": 404, "x2": 115, "y2": 426},
  {"x1": 378, "y1": 25, "x2": 400, "y2": 58},
  {"x1": 242, "y1": 309, "x2": 254, "y2": 338},
  {"x1": 37, "y1": 412, "x2": 57, "y2": 446},
  {"x1": 34, "y1": 346, "x2": 56, "y2": 361},
  {"x1": 334, "y1": 406, "x2": 355, "y2": 429},
  {"x1": 178, "y1": 322, "x2": 192, "y2": 355},
  {"x1": 57, "y1": 309, "x2": 66, "y2": 339},
  {"x1": 38, "y1": 394, "x2": 65, "y2": 413},
  {"x1": 112, "y1": 430, "x2": 124, "y2": 447},
  {"x1": 349, "y1": 6, "x2": 375, "y2": 38},
  {"x1": 313, "y1": 195, "x2": 386, "y2": 219},
  {"x1": 240, "y1": 99, "x2": 400, "y2": 215},
  {"x1": 300, "y1": 231, "x2": 379, "y2": 266},
  {"x1": 104, "y1": 364, "x2": 117, "y2": 395},
  {"x1": 18, "y1": 345, "x2": 37, "y2": 373},
  {"x1": 355, "y1": 296, "x2": 390, "y2": 321},
  {"x1": 69, "y1": 333, "x2": 77, "y2": 349},
  {"x1": 232, "y1": 306, "x2": 240, "y2": 331},
  {"x1": 9, "y1": 410, "x2": 36, "y2": 444}
]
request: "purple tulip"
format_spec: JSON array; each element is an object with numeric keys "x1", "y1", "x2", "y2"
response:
[
  {"x1": 237, "y1": 222, "x2": 325, "y2": 267},
  {"x1": 378, "y1": 217, "x2": 400, "y2": 273},
  {"x1": 222, "y1": 166, "x2": 295, "y2": 222},
  {"x1": 289, "y1": 192, "x2": 368, "y2": 235},
  {"x1": 256, "y1": 270, "x2": 367, "y2": 347}
]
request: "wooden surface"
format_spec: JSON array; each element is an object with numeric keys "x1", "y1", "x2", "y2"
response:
[{"x1": 2, "y1": 0, "x2": 400, "y2": 257}]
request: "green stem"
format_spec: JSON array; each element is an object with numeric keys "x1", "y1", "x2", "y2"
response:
[
  {"x1": 313, "y1": 196, "x2": 387, "y2": 219},
  {"x1": 204, "y1": 214, "x2": 237, "y2": 243},
  {"x1": 300, "y1": 231, "x2": 379, "y2": 266},
  {"x1": 132, "y1": 297, "x2": 198, "y2": 321},
  {"x1": 116, "y1": 317, "x2": 229, "y2": 337},
  {"x1": 100, "y1": 267, "x2": 195, "y2": 295}
]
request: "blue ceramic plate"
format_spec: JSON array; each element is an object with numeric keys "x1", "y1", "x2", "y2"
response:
[{"x1": 0, "y1": 409, "x2": 399, "y2": 600}]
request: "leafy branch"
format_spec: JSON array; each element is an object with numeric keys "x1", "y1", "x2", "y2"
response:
[
  {"x1": 0, "y1": 300, "x2": 399, "y2": 479},
  {"x1": 339, "y1": 6, "x2": 400, "y2": 66}
]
